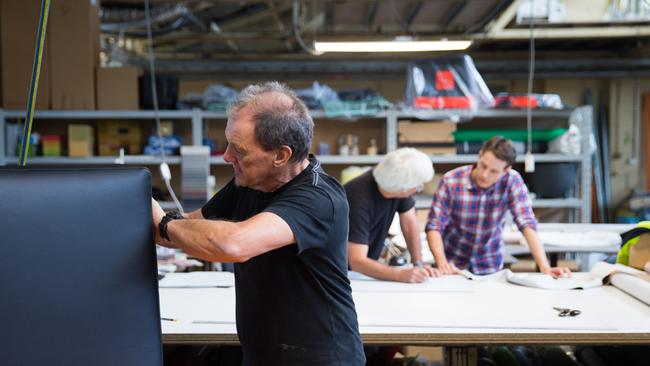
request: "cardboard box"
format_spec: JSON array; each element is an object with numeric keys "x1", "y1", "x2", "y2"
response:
[
  {"x1": 50, "y1": 0, "x2": 100, "y2": 110},
  {"x1": 68, "y1": 124, "x2": 94, "y2": 157},
  {"x1": 0, "y1": 0, "x2": 51, "y2": 109},
  {"x1": 398, "y1": 120, "x2": 456, "y2": 144},
  {"x1": 629, "y1": 234, "x2": 650, "y2": 270},
  {"x1": 98, "y1": 120, "x2": 142, "y2": 156},
  {"x1": 96, "y1": 67, "x2": 140, "y2": 110},
  {"x1": 414, "y1": 146, "x2": 457, "y2": 155},
  {"x1": 160, "y1": 121, "x2": 174, "y2": 136}
]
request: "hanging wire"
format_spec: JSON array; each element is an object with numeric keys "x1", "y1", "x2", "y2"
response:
[
  {"x1": 18, "y1": 0, "x2": 51, "y2": 167},
  {"x1": 144, "y1": 0, "x2": 184, "y2": 213},
  {"x1": 526, "y1": 0, "x2": 535, "y2": 156},
  {"x1": 292, "y1": 0, "x2": 322, "y2": 55}
]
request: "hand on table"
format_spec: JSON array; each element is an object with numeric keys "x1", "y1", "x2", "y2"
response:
[
  {"x1": 437, "y1": 261, "x2": 461, "y2": 275},
  {"x1": 543, "y1": 266, "x2": 572, "y2": 279},
  {"x1": 397, "y1": 267, "x2": 432, "y2": 283}
]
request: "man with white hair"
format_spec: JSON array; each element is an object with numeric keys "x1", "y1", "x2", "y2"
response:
[{"x1": 344, "y1": 148, "x2": 440, "y2": 283}]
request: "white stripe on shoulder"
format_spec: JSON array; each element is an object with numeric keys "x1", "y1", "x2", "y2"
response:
[{"x1": 311, "y1": 160, "x2": 321, "y2": 186}]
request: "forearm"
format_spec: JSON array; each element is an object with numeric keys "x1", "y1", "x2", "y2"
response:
[
  {"x1": 402, "y1": 225, "x2": 423, "y2": 264},
  {"x1": 165, "y1": 219, "x2": 245, "y2": 262},
  {"x1": 522, "y1": 227, "x2": 550, "y2": 272},
  {"x1": 400, "y1": 209, "x2": 424, "y2": 264},
  {"x1": 426, "y1": 230, "x2": 448, "y2": 266},
  {"x1": 349, "y1": 256, "x2": 404, "y2": 282}
]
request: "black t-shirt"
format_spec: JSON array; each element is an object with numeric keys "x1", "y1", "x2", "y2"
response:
[
  {"x1": 344, "y1": 170, "x2": 415, "y2": 260},
  {"x1": 201, "y1": 157, "x2": 365, "y2": 366}
]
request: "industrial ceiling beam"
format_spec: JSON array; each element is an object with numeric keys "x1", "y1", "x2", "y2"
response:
[
  {"x1": 366, "y1": 1, "x2": 380, "y2": 31},
  {"x1": 405, "y1": 1, "x2": 424, "y2": 29},
  {"x1": 477, "y1": 25, "x2": 650, "y2": 39}
]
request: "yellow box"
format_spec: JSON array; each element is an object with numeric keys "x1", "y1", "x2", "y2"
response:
[
  {"x1": 68, "y1": 124, "x2": 94, "y2": 157},
  {"x1": 98, "y1": 120, "x2": 142, "y2": 156}
]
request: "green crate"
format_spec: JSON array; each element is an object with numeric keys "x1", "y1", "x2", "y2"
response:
[
  {"x1": 453, "y1": 128, "x2": 567, "y2": 142},
  {"x1": 204, "y1": 102, "x2": 229, "y2": 112},
  {"x1": 323, "y1": 97, "x2": 391, "y2": 118}
]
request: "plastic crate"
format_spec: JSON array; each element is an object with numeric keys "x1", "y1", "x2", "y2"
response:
[
  {"x1": 323, "y1": 97, "x2": 391, "y2": 118},
  {"x1": 453, "y1": 128, "x2": 567, "y2": 142}
]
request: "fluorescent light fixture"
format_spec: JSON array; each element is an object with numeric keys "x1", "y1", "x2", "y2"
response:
[{"x1": 313, "y1": 39, "x2": 472, "y2": 53}]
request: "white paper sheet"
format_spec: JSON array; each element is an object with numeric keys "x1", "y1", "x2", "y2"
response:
[
  {"x1": 349, "y1": 272, "x2": 474, "y2": 292},
  {"x1": 159, "y1": 271, "x2": 235, "y2": 288},
  {"x1": 504, "y1": 262, "x2": 646, "y2": 290}
]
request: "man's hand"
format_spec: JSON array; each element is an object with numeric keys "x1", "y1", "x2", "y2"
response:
[
  {"x1": 152, "y1": 198, "x2": 166, "y2": 245},
  {"x1": 397, "y1": 267, "x2": 431, "y2": 283},
  {"x1": 542, "y1": 266, "x2": 572, "y2": 279},
  {"x1": 422, "y1": 264, "x2": 442, "y2": 278},
  {"x1": 436, "y1": 261, "x2": 461, "y2": 275}
]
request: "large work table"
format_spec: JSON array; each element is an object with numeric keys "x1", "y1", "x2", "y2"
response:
[{"x1": 160, "y1": 271, "x2": 650, "y2": 346}]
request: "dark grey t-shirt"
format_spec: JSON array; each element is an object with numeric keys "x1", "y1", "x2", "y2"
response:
[
  {"x1": 201, "y1": 157, "x2": 365, "y2": 366},
  {"x1": 344, "y1": 170, "x2": 415, "y2": 260}
]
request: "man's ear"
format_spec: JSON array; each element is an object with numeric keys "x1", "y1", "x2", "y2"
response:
[{"x1": 273, "y1": 145, "x2": 293, "y2": 167}]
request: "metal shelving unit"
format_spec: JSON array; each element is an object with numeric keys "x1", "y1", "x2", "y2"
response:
[
  {"x1": 395, "y1": 106, "x2": 593, "y2": 223},
  {"x1": 3, "y1": 155, "x2": 181, "y2": 165},
  {"x1": 415, "y1": 196, "x2": 583, "y2": 210},
  {"x1": 0, "y1": 107, "x2": 592, "y2": 222}
]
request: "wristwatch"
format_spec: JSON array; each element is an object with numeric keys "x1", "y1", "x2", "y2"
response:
[{"x1": 158, "y1": 211, "x2": 184, "y2": 241}]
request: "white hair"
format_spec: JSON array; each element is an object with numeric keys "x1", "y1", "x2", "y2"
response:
[{"x1": 373, "y1": 148, "x2": 434, "y2": 193}]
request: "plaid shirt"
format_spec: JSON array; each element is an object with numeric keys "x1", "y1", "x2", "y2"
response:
[{"x1": 426, "y1": 165, "x2": 537, "y2": 274}]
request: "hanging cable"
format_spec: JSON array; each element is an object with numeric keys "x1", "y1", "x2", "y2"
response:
[
  {"x1": 524, "y1": 0, "x2": 536, "y2": 173},
  {"x1": 18, "y1": 0, "x2": 51, "y2": 167},
  {"x1": 144, "y1": 0, "x2": 184, "y2": 213},
  {"x1": 292, "y1": 0, "x2": 322, "y2": 55}
]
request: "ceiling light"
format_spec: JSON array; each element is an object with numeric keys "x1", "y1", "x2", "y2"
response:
[{"x1": 313, "y1": 39, "x2": 472, "y2": 53}]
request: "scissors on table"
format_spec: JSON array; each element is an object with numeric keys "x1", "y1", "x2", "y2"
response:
[{"x1": 553, "y1": 307, "x2": 581, "y2": 317}]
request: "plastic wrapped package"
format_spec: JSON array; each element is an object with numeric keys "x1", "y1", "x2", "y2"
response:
[
  {"x1": 405, "y1": 55, "x2": 494, "y2": 110},
  {"x1": 202, "y1": 84, "x2": 238, "y2": 111},
  {"x1": 144, "y1": 135, "x2": 183, "y2": 156},
  {"x1": 324, "y1": 88, "x2": 392, "y2": 118},
  {"x1": 494, "y1": 92, "x2": 563, "y2": 109},
  {"x1": 295, "y1": 81, "x2": 339, "y2": 109}
]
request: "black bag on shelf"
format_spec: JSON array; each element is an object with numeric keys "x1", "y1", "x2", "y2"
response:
[{"x1": 139, "y1": 74, "x2": 179, "y2": 110}]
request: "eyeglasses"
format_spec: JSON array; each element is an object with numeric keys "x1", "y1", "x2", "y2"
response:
[{"x1": 553, "y1": 307, "x2": 581, "y2": 317}]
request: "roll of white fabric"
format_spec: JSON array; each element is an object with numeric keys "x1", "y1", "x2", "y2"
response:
[{"x1": 610, "y1": 273, "x2": 650, "y2": 306}]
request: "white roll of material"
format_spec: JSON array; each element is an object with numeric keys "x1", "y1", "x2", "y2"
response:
[{"x1": 610, "y1": 273, "x2": 650, "y2": 306}]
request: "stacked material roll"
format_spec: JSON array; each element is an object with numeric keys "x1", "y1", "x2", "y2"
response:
[{"x1": 609, "y1": 273, "x2": 650, "y2": 306}]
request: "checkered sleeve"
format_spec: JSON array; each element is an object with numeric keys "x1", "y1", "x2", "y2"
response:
[
  {"x1": 425, "y1": 179, "x2": 451, "y2": 233},
  {"x1": 508, "y1": 171, "x2": 538, "y2": 231}
]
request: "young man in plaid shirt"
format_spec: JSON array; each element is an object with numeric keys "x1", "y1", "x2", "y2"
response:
[{"x1": 426, "y1": 136, "x2": 571, "y2": 277}]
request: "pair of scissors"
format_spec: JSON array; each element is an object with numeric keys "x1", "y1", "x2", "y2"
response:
[{"x1": 553, "y1": 307, "x2": 581, "y2": 317}]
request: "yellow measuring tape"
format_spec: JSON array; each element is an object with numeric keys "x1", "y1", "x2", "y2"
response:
[{"x1": 18, "y1": 0, "x2": 51, "y2": 166}]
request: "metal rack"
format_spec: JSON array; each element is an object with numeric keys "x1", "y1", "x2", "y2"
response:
[{"x1": 0, "y1": 106, "x2": 592, "y2": 222}]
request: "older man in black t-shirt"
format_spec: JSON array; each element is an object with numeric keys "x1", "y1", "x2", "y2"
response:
[
  {"x1": 345, "y1": 148, "x2": 440, "y2": 283},
  {"x1": 152, "y1": 82, "x2": 364, "y2": 366}
]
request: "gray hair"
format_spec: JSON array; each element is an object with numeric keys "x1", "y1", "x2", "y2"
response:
[
  {"x1": 228, "y1": 82, "x2": 313, "y2": 163},
  {"x1": 373, "y1": 148, "x2": 434, "y2": 192}
]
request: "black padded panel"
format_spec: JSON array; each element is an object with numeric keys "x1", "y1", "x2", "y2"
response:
[{"x1": 0, "y1": 168, "x2": 162, "y2": 366}]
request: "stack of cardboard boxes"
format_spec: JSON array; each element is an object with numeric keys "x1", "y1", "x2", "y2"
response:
[
  {"x1": 1, "y1": 0, "x2": 141, "y2": 158},
  {"x1": 398, "y1": 120, "x2": 457, "y2": 155}
]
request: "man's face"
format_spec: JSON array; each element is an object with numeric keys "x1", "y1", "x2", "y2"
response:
[
  {"x1": 473, "y1": 150, "x2": 510, "y2": 189},
  {"x1": 223, "y1": 107, "x2": 277, "y2": 191}
]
